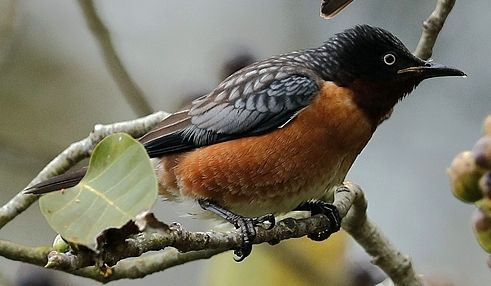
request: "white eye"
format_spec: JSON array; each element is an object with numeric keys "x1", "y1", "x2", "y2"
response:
[{"x1": 383, "y1": 53, "x2": 396, "y2": 65}]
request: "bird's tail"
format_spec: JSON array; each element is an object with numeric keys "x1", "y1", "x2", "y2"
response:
[
  {"x1": 321, "y1": 0, "x2": 354, "y2": 19},
  {"x1": 23, "y1": 168, "x2": 87, "y2": 195}
]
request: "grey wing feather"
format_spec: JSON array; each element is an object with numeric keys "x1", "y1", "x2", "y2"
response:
[
  {"x1": 197, "y1": 75, "x2": 318, "y2": 134},
  {"x1": 142, "y1": 67, "x2": 319, "y2": 157}
]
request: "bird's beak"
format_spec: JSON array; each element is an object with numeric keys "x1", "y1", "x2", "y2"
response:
[{"x1": 397, "y1": 61, "x2": 466, "y2": 79}]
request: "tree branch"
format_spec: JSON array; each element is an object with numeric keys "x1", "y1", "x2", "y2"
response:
[
  {"x1": 0, "y1": 111, "x2": 168, "y2": 229},
  {"x1": 72, "y1": 248, "x2": 226, "y2": 283},
  {"x1": 38, "y1": 183, "x2": 421, "y2": 285},
  {"x1": 341, "y1": 183, "x2": 421, "y2": 286},
  {"x1": 414, "y1": 0, "x2": 456, "y2": 60},
  {"x1": 78, "y1": 0, "x2": 153, "y2": 116},
  {"x1": 44, "y1": 215, "x2": 333, "y2": 270},
  {"x1": 0, "y1": 240, "x2": 50, "y2": 266},
  {"x1": 0, "y1": 239, "x2": 223, "y2": 283}
]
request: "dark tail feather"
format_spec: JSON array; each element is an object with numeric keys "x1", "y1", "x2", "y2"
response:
[
  {"x1": 24, "y1": 168, "x2": 87, "y2": 195},
  {"x1": 321, "y1": 0, "x2": 354, "y2": 19}
]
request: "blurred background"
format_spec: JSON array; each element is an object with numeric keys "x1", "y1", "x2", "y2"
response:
[{"x1": 0, "y1": 0, "x2": 490, "y2": 285}]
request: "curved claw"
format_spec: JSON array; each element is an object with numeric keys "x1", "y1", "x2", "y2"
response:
[
  {"x1": 233, "y1": 244, "x2": 252, "y2": 262},
  {"x1": 295, "y1": 199, "x2": 342, "y2": 241},
  {"x1": 232, "y1": 213, "x2": 275, "y2": 262},
  {"x1": 197, "y1": 199, "x2": 276, "y2": 262}
]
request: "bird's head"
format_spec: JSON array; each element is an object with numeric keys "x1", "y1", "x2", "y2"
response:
[{"x1": 318, "y1": 25, "x2": 465, "y2": 122}]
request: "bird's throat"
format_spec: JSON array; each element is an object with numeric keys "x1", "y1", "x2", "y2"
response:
[{"x1": 349, "y1": 79, "x2": 415, "y2": 125}]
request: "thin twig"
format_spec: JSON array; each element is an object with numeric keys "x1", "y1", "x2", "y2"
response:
[
  {"x1": 73, "y1": 248, "x2": 226, "y2": 283},
  {"x1": 0, "y1": 239, "x2": 222, "y2": 283},
  {"x1": 414, "y1": 0, "x2": 456, "y2": 60},
  {"x1": 78, "y1": 0, "x2": 153, "y2": 116},
  {"x1": 0, "y1": 112, "x2": 168, "y2": 229}
]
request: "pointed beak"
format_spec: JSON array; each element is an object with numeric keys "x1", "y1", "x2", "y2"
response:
[{"x1": 398, "y1": 61, "x2": 466, "y2": 79}]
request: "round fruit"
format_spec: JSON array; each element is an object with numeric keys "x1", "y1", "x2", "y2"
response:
[
  {"x1": 448, "y1": 151, "x2": 485, "y2": 203},
  {"x1": 472, "y1": 208, "x2": 491, "y2": 253}
]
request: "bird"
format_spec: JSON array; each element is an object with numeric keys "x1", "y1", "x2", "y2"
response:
[{"x1": 25, "y1": 25, "x2": 465, "y2": 261}]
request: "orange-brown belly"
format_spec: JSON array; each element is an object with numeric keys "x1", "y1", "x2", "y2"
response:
[{"x1": 157, "y1": 82, "x2": 374, "y2": 216}]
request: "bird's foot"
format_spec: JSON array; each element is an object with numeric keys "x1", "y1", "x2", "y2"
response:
[
  {"x1": 295, "y1": 199, "x2": 341, "y2": 241},
  {"x1": 198, "y1": 199, "x2": 275, "y2": 262},
  {"x1": 228, "y1": 213, "x2": 275, "y2": 261}
]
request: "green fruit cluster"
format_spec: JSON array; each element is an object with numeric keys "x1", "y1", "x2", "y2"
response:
[{"x1": 448, "y1": 115, "x2": 491, "y2": 256}]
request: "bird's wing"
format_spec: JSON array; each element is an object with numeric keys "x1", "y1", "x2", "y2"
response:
[{"x1": 141, "y1": 66, "x2": 320, "y2": 157}]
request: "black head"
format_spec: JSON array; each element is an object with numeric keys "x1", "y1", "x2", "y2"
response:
[
  {"x1": 316, "y1": 25, "x2": 465, "y2": 122},
  {"x1": 323, "y1": 25, "x2": 464, "y2": 85}
]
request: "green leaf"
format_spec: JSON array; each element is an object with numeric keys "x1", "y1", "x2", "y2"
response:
[{"x1": 39, "y1": 133, "x2": 158, "y2": 250}]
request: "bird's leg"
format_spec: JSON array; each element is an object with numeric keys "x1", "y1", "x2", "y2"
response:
[
  {"x1": 198, "y1": 199, "x2": 275, "y2": 262},
  {"x1": 295, "y1": 199, "x2": 342, "y2": 241}
]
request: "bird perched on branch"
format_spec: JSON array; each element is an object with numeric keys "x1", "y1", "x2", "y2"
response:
[{"x1": 25, "y1": 25, "x2": 464, "y2": 261}]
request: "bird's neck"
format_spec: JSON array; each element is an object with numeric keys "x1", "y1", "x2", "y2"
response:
[
  {"x1": 299, "y1": 46, "x2": 341, "y2": 81},
  {"x1": 349, "y1": 79, "x2": 417, "y2": 125}
]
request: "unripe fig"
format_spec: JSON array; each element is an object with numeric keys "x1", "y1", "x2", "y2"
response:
[
  {"x1": 476, "y1": 197, "x2": 491, "y2": 217},
  {"x1": 448, "y1": 151, "x2": 485, "y2": 203},
  {"x1": 472, "y1": 208, "x2": 491, "y2": 253},
  {"x1": 473, "y1": 136, "x2": 491, "y2": 170},
  {"x1": 480, "y1": 172, "x2": 491, "y2": 199}
]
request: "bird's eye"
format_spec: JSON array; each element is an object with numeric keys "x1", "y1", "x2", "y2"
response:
[{"x1": 383, "y1": 53, "x2": 396, "y2": 66}]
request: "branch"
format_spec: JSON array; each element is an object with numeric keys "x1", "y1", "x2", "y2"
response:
[
  {"x1": 0, "y1": 240, "x2": 50, "y2": 266},
  {"x1": 0, "y1": 111, "x2": 168, "y2": 229},
  {"x1": 78, "y1": 0, "x2": 153, "y2": 116},
  {"x1": 414, "y1": 0, "x2": 456, "y2": 60},
  {"x1": 44, "y1": 215, "x2": 334, "y2": 270},
  {"x1": 71, "y1": 248, "x2": 226, "y2": 283},
  {"x1": 341, "y1": 183, "x2": 421, "y2": 286},
  {"x1": 41, "y1": 183, "x2": 421, "y2": 285},
  {"x1": 0, "y1": 239, "x2": 223, "y2": 283}
]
